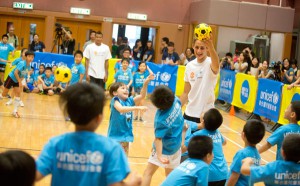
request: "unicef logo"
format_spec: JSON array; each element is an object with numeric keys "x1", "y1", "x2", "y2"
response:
[
  {"x1": 228, "y1": 80, "x2": 232, "y2": 89},
  {"x1": 186, "y1": 163, "x2": 196, "y2": 170},
  {"x1": 90, "y1": 151, "x2": 103, "y2": 164},
  {"x1": 273, "y1": 92, "x2": 279, "y2": 104},
  {"x1": 160, "y1": 72, "x2": 171, "y2": 82},
  {"x1": 292, "y1": 93, "x2": 300, "y2": 102},
  {"x1": 241, "y1": 80, "x2": 249, "y2": 104}
]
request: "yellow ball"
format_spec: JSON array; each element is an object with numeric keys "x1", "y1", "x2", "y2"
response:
[
  {"x1": 194, "y1": 23, "x2": 212, "y2": 41},
  {"x1": 54, "y1": 66, "x2": 72, "y2": 83}
]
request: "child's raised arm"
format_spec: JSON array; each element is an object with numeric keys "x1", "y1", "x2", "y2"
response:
[
  {"x1": 133, "y1": 74, "x2": 154, "y2": 105},
  {"x1": 114, "y1": 100, "x2": 147, "y2": 114}
]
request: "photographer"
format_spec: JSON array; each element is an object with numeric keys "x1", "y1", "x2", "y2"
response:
[
  {"x1": 60, "y1": 27, "x2": 75, "y2": 55},
  {"x1": 220, "y1": 52, "x2": 234, "y2": 70}
]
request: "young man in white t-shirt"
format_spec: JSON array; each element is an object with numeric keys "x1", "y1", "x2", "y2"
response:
[
  {"x1": 180, "y1": 35, "x2": 219, "y2": 126},
  {"x1": 84, "y1": 31, "x2": 112, "y2": 89}
]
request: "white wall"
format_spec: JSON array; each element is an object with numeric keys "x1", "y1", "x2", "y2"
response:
[
  {"x1": 217, "y1": 26, "x2": 261, "y2": 57},
  {"x1": 270, "y1": 33, "x2": 285, "y2": 62}
]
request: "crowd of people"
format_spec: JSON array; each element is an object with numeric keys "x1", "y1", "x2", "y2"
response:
[{"x1": 0, "y1": 27, "x2": 299, "y2": 186}]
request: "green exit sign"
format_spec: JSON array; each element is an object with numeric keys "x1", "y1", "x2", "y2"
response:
[
  {"x1": 70, "y1": 7, "x2": 90, "y2": 15},
  {"x1": 13, "y1": 2, "x2": 33, "y2": 9}
]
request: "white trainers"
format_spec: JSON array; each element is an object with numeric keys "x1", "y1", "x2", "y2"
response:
[
  {"x1": 6, "y1": 99, "x2": 13, "y2": 105},
  {"x1": 19, "y1": 100, "x2": 24, "y2": 107},
  {"x1": 12, "y1": 111, "x2": 20, "y2": 118}
]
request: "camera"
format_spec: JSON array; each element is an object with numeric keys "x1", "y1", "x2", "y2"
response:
[
  {"x1": 224, "y1": 57, "x2": 228, "y2": 62},
  {"x1": 55, "y1": 22, "x2": 62, "y2": 28},
  {"x1": 55, "y1": 22, "x2": 63, "y2": 36},
  {"x1": 270, "y1": 61, "x2": 282, "y2": 74}
]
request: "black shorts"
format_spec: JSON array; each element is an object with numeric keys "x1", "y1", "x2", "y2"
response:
[
  {"x1": 183, "y1": 113, "x2": 201, "y2": 123},
  {"x1": 4, "y1": 76, "x2": 19, "y2": 89},
  {"x1": 90, "y1": 76, "x2": 105, "y2": 89},
  {"x1": 0, "y1": 64, "x2": 6, "y2": 73}
]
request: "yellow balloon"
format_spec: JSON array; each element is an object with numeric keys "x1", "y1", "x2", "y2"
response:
[{"x1": 54, "y1": 66, "x2": 72, "y2": 83}]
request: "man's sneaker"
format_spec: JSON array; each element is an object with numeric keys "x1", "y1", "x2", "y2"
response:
[
  {"x1": 19, "y1": 101, "x2": 24, "y2": 107},
  {"x1": 12, "y1": 112, "x2": 20, "y2": 118},
  {"x1": 6, "y1": 99, "x2": 13, "y2": 105}
]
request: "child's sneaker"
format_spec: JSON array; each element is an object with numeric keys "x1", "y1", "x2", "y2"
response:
[
  {"x1": 12, "y1": 111, "x2": 20, "y2": 118},
  {"x1": 39, "y1": 91, "x2": 44, "y2": 95},
  {"x1": 19, "y1": 101, "x2": 24, "y2": 107},
  {"x1": 134, "y1": 116, "x2": 138, "y2": 121},
  {"x1": 139, "y1": 117, "x2": 144, "y2": 122},
  {"x1": 6, "y1": 99, "x2": 13, "y2": 105}
]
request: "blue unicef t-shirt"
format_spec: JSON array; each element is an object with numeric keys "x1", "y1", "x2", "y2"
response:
[
  {"x1": 108, "y1": 96, "x2": 135, "y2": 142},
  {"x1": 267, "y1": 124, "x2": 300, "y2": 160},
  {"x1": 250, "y1": 160, "x2": 300, "y2": 186},
  {"x1": 36, "y1": 131, "x2": 130, "y2": 186},
  {"x1": 8, "y1": 61, "x2": 31, "y2": 83},
  {"x1": 114, "y1": 60, "x2": 137, "y2": 72},
  {"x1": 161, "y1": 158, "x2": 209, "y2": 186},
  {"x1": 228, "y1": 146, "x2": 261, "y2": 186},
  {"x1": 41, "y1": 74, "x2": 55, "y2": 87},
  {"x1": 132, "y1": 70, "x2": 150, "y2": 89},
  {"x1": 70, "y1": 63, "x2": 85, "y2": 85},
  {"x1": 0, "y1": 42, "x2": 14, "y2": 65},
  {"x1": 185, "y1": 129, "x2": 228, "y2": 182},
  {"x1": 12, "y1": 57, "x2": 23, "y2": 66},
  {"x1": 114, "y1": 69, "x2": 133, "y2": 85},
  {"x1": 154, "y1": 97, "x2": 184, "y2": 155}
]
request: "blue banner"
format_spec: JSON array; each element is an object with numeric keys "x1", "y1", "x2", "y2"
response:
[
  {"x1": 146, "y1": 63, "x2": 178, "y2": 93},
  {"x1": 218, "y1": 70, "x2": 236, "y2": 103},
  {"x1": 254, "y1": 78, "x2": 283, "y2": 122},
  {"x1": 31, "y1": 52, "x2": 74, "y2": 72}
]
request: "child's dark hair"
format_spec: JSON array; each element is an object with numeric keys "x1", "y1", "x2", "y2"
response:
[
  {"x1": 59, "y1": 83, "x2": 105, "y2": 125},
  {"x1": 25, "y1": 50, "x2": 35, "y2": 57},
  {"x1": 109, "y1": 82, "x2": 126, "y2": 97},
  {"x1": 203, "y1": 108, "x2": 223, "y2": 131},
  {"x1": 121, "y1": 58, "x2": 130, "y2": 64},
  {"x1": 39, "y1": 64, "x2": 45, "y2": 68},
  {"x1": 243, "y1": 119, "x2": 265, "y2": 145},
  {"x1": 282, "y1": 134, "x2": 300, "y2": 163},
  {"x1": 150, "y1": 85, "x2": 174, "y2": 110},
  {"x1": 188, "y1": 136, "x2": 213, "y2": 159},
  {"x1": 291, "y1": 101, "x2": 300, "y2": 121},
  {"x1": 123, "y1": 47, "x2": 131, "y2": 53},
  {"x1": 252, "y1": 57, "x2": 260, "y2": 68},
  {"x1": 137, "y1": 61, "x2": 147, "y2": 72},
  {"x1": 162, "y1": 37, "x2": 169, "y2": 44},
  {"x1": 2, "y1": 34, "x2": 8, "y2": 39},
  {"x1": 0, "y1": 150, "x2": 36, "y2": 186},
  {"x1": 225, "y1": 52, "x2": 233, "y2": 58},
  {"x1": 45, "y1": 67, "x2": 52, "y2": 71},
  {"x1": 21, "y1": 48, "x2": 28, "y2": 54},
  {"x1": 74, "y1": 50, "x2": 83, "y2": 58}
]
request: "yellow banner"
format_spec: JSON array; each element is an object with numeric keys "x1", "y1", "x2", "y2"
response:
[
  {"x1": 231, "y1": 73, "x2": 258, "y2": 112},
  {"x1": 278, "y1": 85, "x2": 300, "y2": 125},
  {"x1": 4, "y1": 50, "x2": 21, "y2": 80},
  {"x1": 106, "y1": 58, "x2": 119, "y2": 89},
  {"x1": 215, "y1": 73, "x2": 220, "y2": 98},
  {"x1": 175, "y1": 65, "x2": 185, "y2": 96}
]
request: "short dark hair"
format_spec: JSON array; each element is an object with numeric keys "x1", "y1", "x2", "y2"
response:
[
  {"x1": 203, "y1": 108, "x2": 223, "y2": 131},
  {"x1": 188, "y1": 136, "x2": 213, "y2": 159},
  {"x1": 95, "y1": 31, "x2": 103, "y2": 36},
  {"x1": 291, "y1": 101, "x2": 300, "y2": 121},
  {"x1": 162, "y1": 37, "x2": 169, "y2": 44},
  {"x1": 25, "y1": 50, "x2": 35, "y2": 57},
  {"x1": 225, "y1": 52, "x2": 233, "y2": 58},
  {"x1": 21, "y1": 48, "x2": 28, "y2": 54},
  {"x1": 150, "y1": 85, "x2": 174, "y2": 110},
  {"x1": 137, "y1": 61, "x2": 147, "y2": 72},
  {"x1": 59, "y1": 83, "x2": 105, "y2": 125},
  {"x1": 39, "y1": 64, "x2": 45, "y2": 68},
  {"x1": 167, "y1": 42, "x2": 175, "y2": 47},
  {"x1": 45, "y1": 67, "x2": 52, "y2": 72},
  {"x1": 121, "y1": 58, "x2": 130, "y2": 64},
  {"x1": 123, "y1": 47, "x2": 131, "y2": 53},
  {"x1": 90, "y1": 30, "x2": 96, "y2": 35},
  {"x1": 2, "y1": 34, "x2": 8, "y2": 39},
  {"x1": 243, "y1": 119, "x2": 265, "y2": 145},
  {"x1": 109, "y1": 82, "x2": 126, "y2": 97},
  {"x1": 74, "y1": 50, "x2": 83, "y2": 58},
  {"x1": 282, "y1": 134, "x2": 300, "y2": 163},
  {"x1": 0, "y1": 150, "x2": 36, "y2": 186},
  {"x1": 122, "y1": 37, "x2": 128, "y2": 43}
]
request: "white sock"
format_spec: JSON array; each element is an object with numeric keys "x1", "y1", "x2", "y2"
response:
[
  {"x1": 14, "y1": 97, "x2": 20, "y2": 113},
  {"x1": 38, "y1": 84, "x2": 43, "y2": 91}
]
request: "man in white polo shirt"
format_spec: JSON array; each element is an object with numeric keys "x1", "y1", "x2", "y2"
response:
[
  {"x1": 180, "y1": 35, "x2": 219, "y2": 126},
  {"x1": 84, "y1": 31, "x2": 112, "y2": 89}
]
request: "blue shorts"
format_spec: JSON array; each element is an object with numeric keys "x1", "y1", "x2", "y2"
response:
[{"x1": 27, "y1": 83, "x2": 34, "y2": 91}]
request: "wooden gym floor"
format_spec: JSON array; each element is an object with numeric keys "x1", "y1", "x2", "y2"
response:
[{"x1": 0, "y1": 93, "x2": 275, "y2": 186}]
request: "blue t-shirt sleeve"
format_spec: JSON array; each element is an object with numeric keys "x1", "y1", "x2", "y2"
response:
[
  {"x1": 104, "y1": 144, "x2": 130, "y2": 185},
  {"x1": 230, "y1": 151, "x2": 243, "y2": 174},
  {"x1": 16, "y1": 61, "x2": 24, "y2": 71},
  {"x1": 79, "y1": 65, "x2": 85, "y2": 74},
  {"x1": 267, "y1": 127, "x2": 283, "y2": 146},
  {"x1": 196, "y1": 166, "x2": 209, "y2": 186},
  {"x1": 9, "y1": 44, "x2": 14, "y2": 52},
  {"x1": 12, "y1": 58, "x2": 21, "y2": 66},
  {"x1": 114, "y1": 62, "x2": 120, "y2": 70},
  {"x1": 129, "y1": 72, "x2": 133, "y2": 80},
  {"x1": 250, "y1": 163, "x2": 274, "y2": 185},
  {"x1": 128, "y1": 96, "x2": 135, "y2": 106},
  {"x1": 114, "y1": 71, "x2": 119, "y2": 79},
  {"x1": 155, "y1": 121, "x2": 168, "y2": 138},
  {"x1": 36, "y1": 140, "x2": 55, "y2": 176}
]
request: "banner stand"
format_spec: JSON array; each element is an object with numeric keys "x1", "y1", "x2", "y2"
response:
[{"x1": 214, "y1": 100, "x2": 231, "y2": 112}]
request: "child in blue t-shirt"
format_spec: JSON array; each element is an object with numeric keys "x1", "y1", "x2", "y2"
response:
[
  {"x1": 69, "y1": 50, "x2": 85, "y2": 86},
  {"x1": 0, "y1": 51, "x2": 34, "y2": 118},
  {"x1": 35, "y1": 83, "x2": 141, "y2": 186},
  {"x1": 114, "y1": 48, "x2": 137, "y2": 73},
  {"x1": 132, "y1": 61, "x2": 153, "y2": 122},
  {"x1": 114, "y1": 58, "x2": 133, "y2": 88},
  {"x1": 183, "y1": 108, "x2": 228, "y2": 185},
  {"x1": 161, "y1": 136, "x2": 214, "y2": 186},
  {"x1": 241, "y1": 134, "x2": 300, "y2": 186},
  {"x1": 142, "y1": 85, "x2": 184, "y2": 186},
  {"x1": 37, "y1": 67, "x2": 55, "y2": 96},
  {"x1": 227, "y1": 119, "x2": 265, "y2": 186},
  {"x1": 259, "y1": 101, "x2": 300, "y2": 160},
  {"x1": 0, "y1": 34, "x2": 15, "y2": 84},
  {"x1": 108, "y1": 74, "x2": 154, "y2": 155},
  {"x1": 23, "y1": 67, "x2": 39, "y2": 93}
]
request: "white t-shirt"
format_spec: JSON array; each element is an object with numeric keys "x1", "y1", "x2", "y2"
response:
[
  {"x1": 184, "y1": 57, "x2": 218, "y2": 118},
  {"x1": 234, "y1": 62, "x2": 248, "y2": 73},
  {"x1": 83, "y1": 43, "x2": 112, "y2": 79}
]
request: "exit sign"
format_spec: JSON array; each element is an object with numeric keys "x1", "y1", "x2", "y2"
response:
[
  {"x1": 13, "y1": 2, "x2": 33, "y2": 9},
  {"x1": 127, "y1": 13, "x2": 147, "y2": 21},
  {"x1": 70, "y1": 7, "x2": 90, "y2": 15}
]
